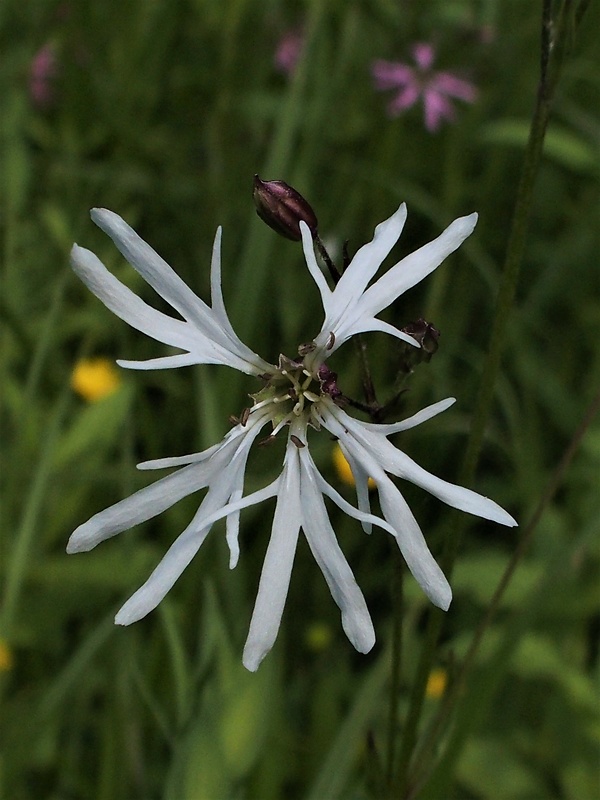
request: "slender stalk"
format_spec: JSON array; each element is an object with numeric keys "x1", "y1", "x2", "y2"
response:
[
  {"x1": 408, "y1": 389, "x2": 600, "y2": 794},
  {"x1": 385, "y1": 559, "x2": 403, "y2": 788},
  {"x1": 315, "y1": 234, "x2": 341, "y2": 285},
  {"x1": 391, "y1": 2, "x2": 584, "y2": 793},
  {"x1": 355, "y1": 335, "x2": 378, "y2": 410}
]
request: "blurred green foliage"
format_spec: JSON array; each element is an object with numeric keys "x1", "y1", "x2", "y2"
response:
[{"x1": 1, "y1": 0, "x2": 598, "y2": 798}]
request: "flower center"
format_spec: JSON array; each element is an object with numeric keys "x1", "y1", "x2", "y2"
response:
[{"x1": 248, "y1": 352, "x2": 343, "y2": 435}]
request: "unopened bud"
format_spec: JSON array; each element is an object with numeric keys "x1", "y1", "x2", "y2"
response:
[{"x1": 253, "y1": 175, "x2": 318, "y2": 241}]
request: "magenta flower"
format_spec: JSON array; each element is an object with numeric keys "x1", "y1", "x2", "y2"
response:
[
  {"x1": 372, "y1": 43, "x2": 477, "y2": 132},
  {"x1": 29, "y1": 44, "x2": 57, "y2": 109},
  {"x1": 274, "y1": 30, "x2": 304, "y2": 77}
]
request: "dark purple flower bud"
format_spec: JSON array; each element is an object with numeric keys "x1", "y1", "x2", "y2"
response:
[{"x1": 253, "y1": 175, "x2": 318, "y2": 241}]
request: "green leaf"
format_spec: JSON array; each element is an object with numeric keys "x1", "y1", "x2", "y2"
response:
[
  {"x1": 52, "y1": 384, "x2": 133, "y2": 470},
  {"x1": 480, "y1": 120, "x2": 598, "y2": 173}
]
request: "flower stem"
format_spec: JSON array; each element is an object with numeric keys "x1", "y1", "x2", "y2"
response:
[
  {"x1": 407, "y1": 389, "x2": 600, "y2": 795},
  {"x1": 385, "y1": 558, "x2": 404, "y2": 787},
  {"x1": 391, "y1": 1, "x2": 587, "y2": 794},
  {"x1": 314, "y1": 234, "x2": 341, "y2": 284}
]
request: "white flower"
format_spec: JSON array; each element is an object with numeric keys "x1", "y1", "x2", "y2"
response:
[{"x1": 68, "y1": 206, "x2": 516, "y2": 671}]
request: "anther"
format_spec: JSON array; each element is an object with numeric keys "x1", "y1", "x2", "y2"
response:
[
  {"x1": 240, "y1": 407, "x2": 251, "y2": 426},
  {"x1": 326, "y1": 331, "x2": 335, "y2": 350},
  {"x1": 290, "y1": 435, "x2": 305, "y2": 448}
]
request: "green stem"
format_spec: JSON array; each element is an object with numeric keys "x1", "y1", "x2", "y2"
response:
[
  {"x1": 385, "y1": 559, "x2": 403, "y2": 789},
  {"x1": 408, "y1": 389, "x2": 600, "y2": 795},
  {"x1": 355, "y1": 335, "x2": 378, "y2": 410},
  {"x1": 392, "y1": 2, "x2": 581, "y2": 793}
]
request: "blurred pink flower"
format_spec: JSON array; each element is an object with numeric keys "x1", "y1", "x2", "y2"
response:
[
  {"x1": 372, "y1": 43, "x2": 477, "y2": 132},
  {"x1": 29, "y1": 44, "x2": 57, "y2": 109},
  {"x1": 274, "y1": 30, "x2": 304, "y2": 76}
]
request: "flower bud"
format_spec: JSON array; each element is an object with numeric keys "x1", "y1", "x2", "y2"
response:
[{"x1": 253, "y1": 175, "x2": 318, "y2": 241}]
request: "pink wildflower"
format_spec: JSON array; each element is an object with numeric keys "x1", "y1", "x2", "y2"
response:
[
  {"x1": 274, "y1": 30, "x2": 304, "y2": 77},
  {"x1": 372, "y1": 43, "x2": 477, "y2": 132},
  {"x1": 29, "y1": 44, "x2": 57, "y2": 109}
]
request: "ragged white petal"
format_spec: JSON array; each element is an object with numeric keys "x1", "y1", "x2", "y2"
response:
[
  {"x1": 389, "y1": 450, "x2": 518, "y2": 526},
  {"x1": 377, "y1": 475, "x2": 452, "y2": 610},
  {"x1": 71, "y1": 245, "x2": 197, "y2": 351},
  {"x1": 209, "y1": 227, "x2": 239, "y2": 341},
  {"x1": 181, "y1": 480, "x2": 280, "y2": 535},
  {"x1": 66, "y1": 462, "x2": 209, "y2": 554},
  {"x1": 338, "y1": 441, "x2": 373, "y2": 534},
  {"x1": 359, "y1": 398, "x2": 456, "y2": 435},
  {"x1": 316, "y1": 473, "x2": 397, "y2": 537},
  {"x1": 84, "y1": 213, "x2": 272, "y2": 376},
  {"x1": 117, "y1": 353, "x2": 209, "y2": 370},
  {"x1": 137, "y1": 443, "x2": 221, "y2": 470},
  {"x1": 117, "y1": 348, "x2": 260, "y2": 374},
  {"x1": 325, "y1": 203, "x2": 407, "y2": 317},
  {"x1": 300, "y1": 221, "x2": 332, "y2": 312},
  {"x1": 321, "y1": 404, "x2": 452, "y2": 609},
  {"x1": 115, "y1": 512, "x2": 213, "y2": 625},
  {"x1": 328, "y1": 401, "x2": 516, "y2": 528},
  {"x1": 361, "y1": 213, "x2": 478, "y2": 319},
  {"x1": 72, "y1": 244, "x2": 262, "y2": 374},
  {"x1": 208, "y1": 227, "x2": 273, "y2": 372},
  {"x1": 91, "y1": 209, "x2": 215, "y2": 330},
  {"x1": 300, "y1": 449, "x2": 375, "y2": 653},
  {"x1": 342, "y1": 316, "x2": 420, "y2": 347},
  {"x1": 307, "y1": 205, "x2": 408, "y2": 362},
  {"x1": 226, "y1": 487, "x2": 243, "y2": 569},
  {"x1": 243, "y1": 449, "x2": 302, "y2": 672},
  {"x1": 115, "y1": 425, "x2": 270, "y2": 623},
  {"x1": 114, "y1": 478, "x2": 235, "y2": 625}
]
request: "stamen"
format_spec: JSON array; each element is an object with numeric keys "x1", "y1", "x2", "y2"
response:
[
  {"x1": 240, "y1": 407, "x2": 251, "y2": 426},
  {"x1": 303, "y1": 390, "x2": 320, "y2": 403},
  {"x1": 326, "y1": 331, "x2": 335, "y2": 350},
  {"x1": 290, "y1": 435, "x2": 305, "y2": 448}
]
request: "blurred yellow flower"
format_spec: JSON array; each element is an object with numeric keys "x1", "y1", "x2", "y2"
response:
[
  {"x1": 71, "y1": 357, "x2": 121, "y2": 402},
  {"x1": 333, "y1": 443, "x2": 376, "y2": 489},
  {"x1": 426, "y1": 667, "x2": 448, "y2": 699},
  {"x1": 0, "y1": 639, "x2": 14, "y2": 672},
  {"x1": 305, "y1": 621, "x2": 333, "y2": 652}
]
